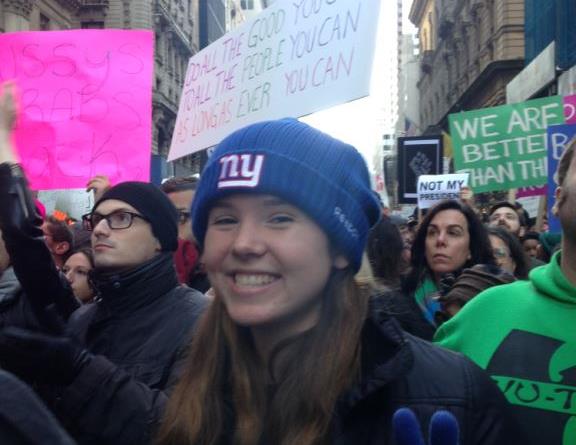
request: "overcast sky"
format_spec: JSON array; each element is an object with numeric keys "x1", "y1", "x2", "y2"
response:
[{"x1": 303, "y1": 0, "x2": 415, "y2": 173}]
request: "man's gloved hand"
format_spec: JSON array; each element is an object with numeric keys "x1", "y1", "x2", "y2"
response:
[
  {"x1": 393, "y1": 408, "x2": 459, "y2": 445},
  {"x1": 0, "y1": 327, "x2": 90, "y2": 385}
]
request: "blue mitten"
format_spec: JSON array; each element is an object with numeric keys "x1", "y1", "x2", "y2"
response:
[{"x1": 393, "y1": 408, "x2": 459, "y2": 445}]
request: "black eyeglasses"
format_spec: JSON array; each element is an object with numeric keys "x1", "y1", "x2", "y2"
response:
[
  {"x1": 82, "y1": 211, "x2": 148, "y2": 231},
  {"x1": 177, "y1": 210, "x2": 191, "y2": 224}
]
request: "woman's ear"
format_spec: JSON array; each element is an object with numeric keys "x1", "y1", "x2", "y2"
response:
[
  {"x1": 333, "y1": 254, "x2": 349, "y2": 270},
  {"x1": 552, "y1": 186, "x2": 563, "y2": 217}
]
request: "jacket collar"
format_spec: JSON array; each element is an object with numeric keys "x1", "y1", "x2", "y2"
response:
[{"x1": 91, "y1": 252, "x2": 179, "y2": 314}]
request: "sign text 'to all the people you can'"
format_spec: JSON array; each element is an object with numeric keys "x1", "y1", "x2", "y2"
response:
[{"x1": 168, "y1": 0, "x2": 381, "y2": 160}]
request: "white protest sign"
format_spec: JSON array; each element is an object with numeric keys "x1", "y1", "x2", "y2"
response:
[
  {"x1": 417, "y1": 173, "x2": 469, "y2": 209},
  {"x1": 516, "y1": 196, "x2": 541, "y2": 220},
  {"x1": 38, "y1": 189, "x2": 94, "y2": 221},
  {"x1": 168, "y1": 0, "x2": 381, "y2": 161}
]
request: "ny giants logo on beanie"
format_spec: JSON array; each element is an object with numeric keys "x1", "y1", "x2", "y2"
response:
[{"x1": 218, "y1": 154, "x2": 265, "y2": 188}]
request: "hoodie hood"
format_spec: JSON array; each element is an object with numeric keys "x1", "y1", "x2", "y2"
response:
[{"x1": 530, "y1": 251, "x2": 576, "y2": 305}]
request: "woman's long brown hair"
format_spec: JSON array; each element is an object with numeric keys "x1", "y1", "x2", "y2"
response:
[{"x1": 156, "y1": 268, "x2": 371, "y2": 445}]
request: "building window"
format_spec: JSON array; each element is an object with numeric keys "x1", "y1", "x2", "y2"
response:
[
  {"x1": 81, "y1": 21, "x2": 105, "y2": 29},
  {"x1": 40, "y1": 14, "x2": 50, "y2": 31},
  {"x1": 241, "y1": 0, "x2": 255, "y2": 10}
]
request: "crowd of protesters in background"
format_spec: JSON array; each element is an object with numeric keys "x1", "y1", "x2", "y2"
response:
[{"x1": 0, "y1": 78, "x2": 573, "y2": 445}]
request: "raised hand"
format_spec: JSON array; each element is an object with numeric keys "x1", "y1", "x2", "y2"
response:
[
  {"x1": 393, "y1": 408, "x2": 459, "y2": 445},
  {"x1": 0, "y1": 82, "x2": 18, "y2": 164},
  {"x1": 0, "y1": 82, "x2": 17, "y2": 133},
  {"x1": 86, "y1": 174, "x2": 112, "y2": 202}
]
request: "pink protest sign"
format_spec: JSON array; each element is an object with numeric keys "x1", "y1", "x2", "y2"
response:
[
  {"x1": 517, "y1": 186, "x2": 547, "y2": 198},
  {"x1": 565, "y1": 95, "x2": 576, "y2": 125},
  {"x1": 0, "y1": 30, "x2": 153, "y2": 190}
]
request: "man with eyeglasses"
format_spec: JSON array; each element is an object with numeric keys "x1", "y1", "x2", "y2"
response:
[
  {"x1": 161, "y1": 177, "x2": 210, "y2": 292},
  {"x1": 160, "y1": 177, "x2": 197, "y2": 242},
  {"x1": 0, "y1": 177, "x2": 207, "y2": 443}
]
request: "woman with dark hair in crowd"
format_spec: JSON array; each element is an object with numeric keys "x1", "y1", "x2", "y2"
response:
[
  {"x1": 487, "y1": 226, "x2": 529, "y2": 279},
  {"x1": 366, "y1": 217, "x2": 408, "y2": 289},
  {"x1": 61, "y1": 247, "x2": 96, "y2": 304},
  {"x1": 367, "y1": 217, "x2": 438, "y2": 339},
  {"x1": 403, "y1": 200, "x2": 496, "y2": 330}
]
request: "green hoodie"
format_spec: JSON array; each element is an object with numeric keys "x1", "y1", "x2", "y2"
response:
[{"x1": 435, "y1": 252, "x2": 576, "y2": 445}]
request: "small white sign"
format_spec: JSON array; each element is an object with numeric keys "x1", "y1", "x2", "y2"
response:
[
  {"x1": 38, "y1": 189, "x2": 94, "y2": 221},
  {"x1": 417, "y1": 173, "x2": 469, "y2": 209},
  {"x1": 168, "y1": 0, "x2": 382, "y2": 160},
  {"x1": 516, "y1": 196, "x2": 541, "y2": 220}
]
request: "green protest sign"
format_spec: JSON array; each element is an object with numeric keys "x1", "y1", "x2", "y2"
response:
[{"x1": 449, "y1": 96, "x2": 565, "y2": 193}]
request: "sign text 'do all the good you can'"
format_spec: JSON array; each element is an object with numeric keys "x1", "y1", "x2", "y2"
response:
[{"x1": 168, "y1": 0, "x2": 382, "y2": 160}]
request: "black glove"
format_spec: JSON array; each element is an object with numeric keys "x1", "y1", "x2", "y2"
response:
[
  {"x1": 393, "y1": 408, "x2": 459, "y2": 445},
  {"x1": 0, "y1": 327, "x2": 90, "y2": 385},
  {"x1": 437, "y1": 270, "x2": 462, "y2": 297}
]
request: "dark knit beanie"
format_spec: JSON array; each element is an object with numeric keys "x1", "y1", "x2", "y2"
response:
[
  {"x1": 94, "y1": 181, "x2": 179, "y2": 252},
  {"x1": 192, "y1": 118, "x2": 382, "y2": 272}
]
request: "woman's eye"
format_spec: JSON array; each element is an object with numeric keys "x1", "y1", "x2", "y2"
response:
[
  {"x1": 269, "y1": 214, "x2": 293, "y2": 224},
  {"x1": 212, "y1": 216, "x2": 237, "y2": 225}
]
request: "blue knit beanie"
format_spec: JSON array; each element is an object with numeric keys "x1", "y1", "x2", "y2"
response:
[{"x1": 192, "y1": 118, "x2": 381, "y2": 271}]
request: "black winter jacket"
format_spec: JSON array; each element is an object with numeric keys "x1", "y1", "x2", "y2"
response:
[
  {"x1": 374, "y1": 288, "x2": 436, "y2": 341},
  {"x1": 329, "y1": 307, "x2": 523, "y2": 444},
  {"x1": 0, "y1": 164, "x2": 207, "y2": 444},
  {"x1": 52, "y1": 253, "x2": 207, "y2": 445},
  {"x1": 0, "y1": 164, "x2": 79, "y2": 332},
  {"x1": 0, "y1": 370, "x2": 75, "y2": 445},
  {"x1": 0, "y1": 267, "x2": 37, "y2": 330}
]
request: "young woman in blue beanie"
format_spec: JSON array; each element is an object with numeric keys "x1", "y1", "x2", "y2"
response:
[{"x1": 156, "y1": 119, "x2": 520, "y2": 445}]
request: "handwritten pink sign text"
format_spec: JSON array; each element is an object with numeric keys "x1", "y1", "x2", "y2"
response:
[{"x1": 0, "y1": 30, "x2": 153, "y2": 190}]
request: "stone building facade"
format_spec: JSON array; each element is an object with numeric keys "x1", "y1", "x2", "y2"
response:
[
  {"x1": 409, "y1": 0, "x2": 525, "y2": 134},
  {"x1": 0, "y1": 0, "x2": 203, "y2": 176}
]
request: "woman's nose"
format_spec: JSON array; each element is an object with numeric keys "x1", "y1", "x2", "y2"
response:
[{"x1": 231, "y1": 221, "x2": 266, "y2": 257}]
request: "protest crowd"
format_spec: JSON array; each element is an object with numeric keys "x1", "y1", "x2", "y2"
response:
[
  {"x1": 0, "y1": 4, "x2": 574, "y2": 443},
  {"x1": 0, "y1": 74, "x2": 575, "y2": 445}
]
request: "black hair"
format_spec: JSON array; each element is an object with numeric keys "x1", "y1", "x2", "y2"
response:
[
  {"x1": 521, "y1": 231, "x2": 541, "y2": 243},
  {"x1": 45, "y1": 216, "x2": 73, "y2": 245},
  {"x1": 487, "y1": 226, "x2": 529, "y2": 279},
  {"x1": 161, "y1": 176, "x2": 199, "y2": 194},
  {"x1": 489, "y1": 201, "x2": 526, "y2": 226},
  {"x1": 366, "y1": 217, "x2": 407, "y2": 288}
]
